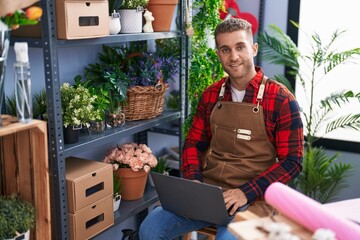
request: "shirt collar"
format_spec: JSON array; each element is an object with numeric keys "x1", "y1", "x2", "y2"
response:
[
  {"x1": 224, "y1": 66, "x2": 264, "y2": 90},
  {"x1": 248, "y1": 66, "x2": 264, "y2": 89}
]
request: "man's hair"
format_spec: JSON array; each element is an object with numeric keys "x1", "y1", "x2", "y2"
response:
[{"x1": 214, "y1": 18, "x2": 253, "y2": 46}]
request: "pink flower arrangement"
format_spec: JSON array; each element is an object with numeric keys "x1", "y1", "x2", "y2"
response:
[{"x1": 103, "y1": 143, "x2": 158, "y2": 172}]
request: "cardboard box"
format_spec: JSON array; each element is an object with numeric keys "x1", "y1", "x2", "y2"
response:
[
  {"x1": 69, "y1": 194, "x2": 114, "y2": 240},
  {"x1": 55, "y1": 0, "x2": 109, "y2": 39},
  {"x1": 66, "y1": 157, "x2": 113, "y2": 213}
]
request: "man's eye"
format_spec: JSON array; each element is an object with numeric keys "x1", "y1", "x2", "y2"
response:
[
  {"x1": 237, "y1": 45, "x2": 245, "y2": 51},
  {"x1": 222, "y1": 49, "x2": 230, "y2": 54}
]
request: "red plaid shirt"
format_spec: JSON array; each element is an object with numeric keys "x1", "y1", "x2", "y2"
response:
[{"x1": 181, "y1": 67, "x2": 304, "y2": 202}]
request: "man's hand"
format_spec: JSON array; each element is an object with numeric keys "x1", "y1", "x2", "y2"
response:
[{"x1": 223, "y1": 188, "x2": 248, "y2": 215}]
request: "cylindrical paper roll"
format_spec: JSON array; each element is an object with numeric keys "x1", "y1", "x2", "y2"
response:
[{"x1": 264, "y1": 182, "x2": 360, "y2": 240}]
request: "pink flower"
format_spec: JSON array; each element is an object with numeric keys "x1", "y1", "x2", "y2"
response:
[{"x1": 103, "y1": 142, "x2": 158, "y2": 173}]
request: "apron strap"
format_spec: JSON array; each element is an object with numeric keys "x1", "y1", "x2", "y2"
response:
[{"x1": 254, "y1": 75, "x2": 268, "y2": 112}]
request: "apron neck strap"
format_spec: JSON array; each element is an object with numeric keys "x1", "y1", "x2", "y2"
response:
[
  {"x1": 256, "y1": 75, "x2": 268, "y2": 102},
  {"x1": 218, "y1": 75, "x2": 268, "y2": 101}
]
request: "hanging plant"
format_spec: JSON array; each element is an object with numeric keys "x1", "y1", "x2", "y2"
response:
[{"x1": 183, "y1": 0, "x2": 224, "y2": 138}]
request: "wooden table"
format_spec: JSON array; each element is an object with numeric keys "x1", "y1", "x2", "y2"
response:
[{"x1": 228, "y1": 198, "x2": 360, "y2": 240}]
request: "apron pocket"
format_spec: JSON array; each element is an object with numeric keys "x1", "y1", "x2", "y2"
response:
[{"x1": 213, "y1": 124, "x2": 237, "y2": 154}]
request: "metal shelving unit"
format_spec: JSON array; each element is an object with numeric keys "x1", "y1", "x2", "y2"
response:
[{"x1": 36, "y1": 0, "x2": 188, "y2": 239}]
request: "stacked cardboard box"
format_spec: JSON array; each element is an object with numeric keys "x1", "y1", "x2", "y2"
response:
[
  {"x1": 66, "y1": 157, "x2": 114, "y2": 240},
  {"x1": 56, "y1": 0, "x2": 109, "y2": 39}
]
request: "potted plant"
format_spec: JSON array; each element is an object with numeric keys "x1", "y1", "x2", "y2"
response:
[
  {"x1": 84, "y1": 43, "x2": 179, "y2": 121},
  {"x1": 147, "y1": 0, "x2": 178, "y2": 32},
  {"x1": 74, "y1": 75, "x2": 109, "y2": 133},
  {"x1": 5, "y1": 88, "x2": 47, "y2": 120},
  {"x1": 82, "y1": 45, "x2": 130, "y2": 128},
  {"x1": 121, "y1": 43, "x2": 179, "y2": 120},
  {"x1": 0, "y1": 195, "x2": 36, "y2": 240},
  {"x1": 102, "y1": 142, "x2": 158, "y2": 200},
  {"x1": 257, "y1": 22, "x2": 360, "y2": 203},
  {"x1": 60, "y1": 82, "x2": 99, "y2": 143},
  {"x1": 117, "y1": 0, "x2": 149, "y2": 33}
]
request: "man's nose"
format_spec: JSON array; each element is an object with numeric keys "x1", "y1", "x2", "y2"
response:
[{"x1": 229, "y1": 49, "x2": 239, "y2": 60}]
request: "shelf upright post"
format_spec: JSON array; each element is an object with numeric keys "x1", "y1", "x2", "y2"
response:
[
  {"x1": 40, "y1": 0, "x2": 70, "y2": 239},
  {"x1": 179, "y1": 0, "x2": 191, "y2": 173}
]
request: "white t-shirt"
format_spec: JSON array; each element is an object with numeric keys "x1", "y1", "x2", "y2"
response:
[{"x1": 230, "y1": 84, "x2": 245, "y2": 102}]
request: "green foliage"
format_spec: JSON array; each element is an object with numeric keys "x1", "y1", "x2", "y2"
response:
[
  {"x1": 289, "y1": 147, "x2": 353, "y2": 203},
  {"x1": 166, "y1": 90, "x2": 180, "y2": 110},
  {"x1": 108, "y1": 0, "x2": 123, "y2": 14},
  {"x1": 0, "y1": 195, "x2": 36, "y2": 239},
  {"x1": 258, "y1": 23, "x2": 360, "y2": 146},
  {"x1": 83, "y1": 45, "x2": 131, "y2": 114},
  {"x1": 113, "y1": 172, "x2": 122, "y2": 196},
  {"x1": 155, "y1": 38, "x2": 181, "y2": 59},
  {"x1": 258, "y1": 22, "x2": 359, "y2": 202},
  {"x1": 183, "y1": 0, "x2": 224, "y2": 138},
  {"x1": 60, "y1": 82, "x2": 99, "y2": 127},
  {"x1": 5, "y1": 93, "x2": 16, "y2": 116},
  {"x1": 5, "y1": 89, "x2": 47, "y2": 120},
  {"x1": 120, "y1": 0, "x2": 149, "y2": 9},
  {"x1": 152, "y1": 156, "x2": 171, "y2": 174},
  {"x1": 32, "y1": 88, "x2": 47, "y2": 120}
]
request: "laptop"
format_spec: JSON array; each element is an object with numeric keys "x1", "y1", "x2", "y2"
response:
[{"x1": 150, "y1": 172, "x2": 250, "y2": 226}]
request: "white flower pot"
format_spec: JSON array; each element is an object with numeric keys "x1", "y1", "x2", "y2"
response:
[
  {"x1": 119, "y1": 9, "x2": 143, "y2": 33},
  {"x1": 113, "y1": 194, "x2": 121, "y2": 212}
]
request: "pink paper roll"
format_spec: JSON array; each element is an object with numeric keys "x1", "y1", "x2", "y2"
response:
[{"x1": 264, "y1": 182, "x2": 360, "y2": 240}]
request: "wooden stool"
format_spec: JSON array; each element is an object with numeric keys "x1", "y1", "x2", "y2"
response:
[{"x1": 182, "y1": 226, "x2": 217, "y2": 240}]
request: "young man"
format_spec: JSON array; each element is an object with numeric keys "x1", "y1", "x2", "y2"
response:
[{"x1": 139, "y1": 18, "x2": 304, "y2": 239}]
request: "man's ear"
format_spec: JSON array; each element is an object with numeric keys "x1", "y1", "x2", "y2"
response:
[{"x1": 252, "y1": 43, "x2": 258, "y2": 57}]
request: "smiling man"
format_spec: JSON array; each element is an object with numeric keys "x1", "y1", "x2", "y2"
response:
[{"x1": 139, "y1": 18, "x2": 304, "y2": 240}]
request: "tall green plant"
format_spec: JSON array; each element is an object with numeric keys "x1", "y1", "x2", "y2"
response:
[
  {"x1": 258, "y1": 22, "x2": 360, "y2": 203},
  {"x1": 183, "y1": 0, "x2": 224, "y2": 137}
]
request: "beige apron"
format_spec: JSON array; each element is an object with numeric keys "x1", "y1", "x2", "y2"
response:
[{"x1": 203, "y1": 76, "x2": 277, "y2": 217}]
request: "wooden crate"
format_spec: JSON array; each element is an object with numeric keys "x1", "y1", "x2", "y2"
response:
[{"x1": 0, "y1": 115, "x2": 51, "y2": 240}]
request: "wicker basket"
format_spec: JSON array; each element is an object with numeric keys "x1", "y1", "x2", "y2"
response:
[{"x1": 123, "y1": 82, "x2": 169, "y2": 121}]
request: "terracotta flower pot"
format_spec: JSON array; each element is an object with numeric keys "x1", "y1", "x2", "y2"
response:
[
  {"x1": 147, "y1": 0, "x2": 178, "y2": 32},
  {"x1": 116, "y1": 168, "x2": 148, "y2": 200}
]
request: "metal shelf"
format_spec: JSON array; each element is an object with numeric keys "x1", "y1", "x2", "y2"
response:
[
  {"x1": 11, "y1": 31, "x2": 180, "y2": 48},
  {"x1": 114, "y1": 185, "x2": 158, "y2": 225},
  {"x1": 37, "y1": 0, "x2": 188, "y2": 238},
  {"x1": 57, "y1": 31, "x2": 180, "y2": 47},
  {"x1": 63, "y1": 111, "x2": 181, "y2": 157}
]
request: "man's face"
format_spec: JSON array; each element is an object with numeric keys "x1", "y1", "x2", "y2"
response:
[{"x1": 216, "y1": 30, "x2": 258, "y2": 81}]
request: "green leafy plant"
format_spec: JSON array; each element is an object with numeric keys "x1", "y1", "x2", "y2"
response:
[
  {"x1": 32, "y1": 88, "x2": 47, "y2": 120},
  {"x1": 119, "y1": 0, "x2": 149, "y2": 9},
  {"x1": 166, "y1": 90, "x2": 180, "y2": 110},
  {"x1": 113, "y1": 172, "x2": 122, "y2": 197},
  {"x1": 75, "y1": 75, "x2": 109, "y2": 121},
  {"x1": 183, "y1": 0, "x2": 224, "y2": 138},
  {"x1": 60, "y1": 82, "x2": 100, "y2": 127},
  {"x1": 5, "y1": 92, "x2": 16, "y2": 116},
  {"x1": 5, "y1": 88, "x2": 47, "y2": 120},
  {"x1": 152, "y1": 156, "x2": 171, "y2": 174},
  {"x1": 108, "y1": 0, "x2": 122, "y2": 15},
  {"x1": 0, "y1": 195, "x2": 36, "y2": 239},
  {"x1": 258, "y1": 22, "x2": 360, "y2": 203},
  {"x1": 83, "y1": 45, "x2": 130, "y2": 114}
]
